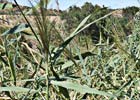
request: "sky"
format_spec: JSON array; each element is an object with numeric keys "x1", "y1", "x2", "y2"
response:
[{"x1": 8, "y1": 0, "x2": 140, "y2": 10}]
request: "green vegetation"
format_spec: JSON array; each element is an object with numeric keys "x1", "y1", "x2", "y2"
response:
[
  {"x1": 60, "y1": 3, "x2": 139, "y2": 43},
  {"x1": 0, "y1": 0, "x2": 140, "y2": 100}
]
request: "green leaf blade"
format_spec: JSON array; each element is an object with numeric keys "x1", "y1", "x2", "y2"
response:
[
  {"x1": 51, "y1": 15, "x2": 91, "y2": 62},
  {"x1": 51, "y1": 81, "x2": 116, "y2": 97},
  {"x1": 0, "y1": 87, "x2": 36, "y2": 92},
  {"x1": 1, "y1": 23, "x2": 29, "y2": 36}
]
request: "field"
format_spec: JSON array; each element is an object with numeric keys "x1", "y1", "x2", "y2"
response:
[{"x1": 0, "y1": 0, "x2": 140, "y2": 100}]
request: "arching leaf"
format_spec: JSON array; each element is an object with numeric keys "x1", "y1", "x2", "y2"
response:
[
  {"x1": 0, "y1": 87, "x2": 36, "y2": 92},
  {"x1": 51, "y1": 80, "x2": 116, "y2": 97},
  {"x1": 1, "y1": 23, "x2": 29, "y2": 36}
]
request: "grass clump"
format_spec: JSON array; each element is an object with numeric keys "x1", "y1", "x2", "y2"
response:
[{"x1": 0, "y1": 0, "x2": 140, "y2": 100}]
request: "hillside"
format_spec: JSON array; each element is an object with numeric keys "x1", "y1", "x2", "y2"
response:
[
  {"x1": 0, "y1": 1, "x2": 139, "y2": 27},
  {"x1": 0, "y1": 2, "x2": 63, "y2": 29}
]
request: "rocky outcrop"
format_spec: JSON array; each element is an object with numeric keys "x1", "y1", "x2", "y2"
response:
[{"x1": 112, "y1": 9, "x2": 123, "y2": 18}]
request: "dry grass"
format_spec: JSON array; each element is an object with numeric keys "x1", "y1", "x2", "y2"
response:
[{"x1": 0, "y1": 0, "x2": 140, "y2": 100}]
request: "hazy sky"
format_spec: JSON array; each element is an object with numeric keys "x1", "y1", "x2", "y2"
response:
[{"x1": 8, "y1": 0, "x2": 140, "y2": 10}]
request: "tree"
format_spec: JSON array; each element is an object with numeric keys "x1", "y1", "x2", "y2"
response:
[
  {"x1": 60, "y1": 5, "x2": 81, "y2": 32},
  {"x1": 123, "y1": 6, "x2": 139, "y2": 19},
  {"x1": 60, "y1": 2, "x2": 111, "y2": 43}
]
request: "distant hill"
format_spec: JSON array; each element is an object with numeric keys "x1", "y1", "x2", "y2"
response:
[
  {"x1": 112, "y1": 7, "x2": 139, "y2": 19},
  {"x1": 0, "y1": 0, "x2": 8, "y2": 3},
  {"x1": 0, "y1": 1, "x2": 139, "y2": 28},
  {"x1": 0, "y1": 1, "x2": 30, "y2": 14},
  {"x1": 0, "y1": 1, "x2": 63, "y2": 27}
]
